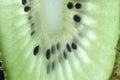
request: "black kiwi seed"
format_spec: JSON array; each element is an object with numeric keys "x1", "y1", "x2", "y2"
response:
[
  {"x1": 33, "y1": 45, "x2": 39, "y2": 56},
  {"x1": 0, "y1": 70, "x2": 5, "y2": 80},
  {"x1": 51, "y1": 45, "x2": 56, "y2": 54},
  {"x1": 46, "y1": 49, "x2": 51, "y2": 59},
  {"x1": 57, "y1": 42, "x2": 60, "y2": 50},
  {"x1": 73, "y1": 15, "x2": 81, "y2": 22},
  {"x1": 71, "y1": 42, "x2": 77, "y2": 49},
  {"x1": 47, "y1": 63, "x2": 50, "y2": 74},
  {"x1": 66, "y1": 43, "x2": 72, "y2": 52},
  {"x1": 31, "y1": 23, "x2": 34, "y2": 27},
  {"x1": 67, "y1": 2, "x2": 73, "y2": 9},
  {"x1": 31, "y1": 31, "x2": 35, "y2": 36},
  {"x1": 22, "y1": 0, "x2": 27, "y2": 5},
  {"x1": 24, "y1": 6, "x2": 31, "y2": 12},
  {"x1": 28, "y1": 16, "x2": 32, "y2": 20},
  {"x1": 0, "y1": 61, "x2": 2, "y2": 66},
  {"x1": 75, "y1": 3, "x2": 82, "y2": 9},
  {"x1": 63, "y1": 51, "x2": 67, "y2": 59},
  {"x1": 52, "y1": 62, "x2": 55, "y2": 70}
]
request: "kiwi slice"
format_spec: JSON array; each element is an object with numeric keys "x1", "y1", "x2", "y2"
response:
[{"x1": 0, "y1": 0, "x2": 119, "y2": 80}]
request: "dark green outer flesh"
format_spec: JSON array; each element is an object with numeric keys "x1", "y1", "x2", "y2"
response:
[{"x1": 109, "y1": 27, "x2": 120, "y2": 80}]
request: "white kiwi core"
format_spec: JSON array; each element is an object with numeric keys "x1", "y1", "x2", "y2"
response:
[{"x1": 41, "y1": 0, "x2": 64, "y2": 32}]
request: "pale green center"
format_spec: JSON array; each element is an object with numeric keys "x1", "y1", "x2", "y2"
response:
[{"x1": 34, "y1": 0, "x2": 65, "y2": 33}]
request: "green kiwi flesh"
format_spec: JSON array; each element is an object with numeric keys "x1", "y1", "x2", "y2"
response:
[{"x1": 0, "y1": 0, "x2": 119, "y2": 80}]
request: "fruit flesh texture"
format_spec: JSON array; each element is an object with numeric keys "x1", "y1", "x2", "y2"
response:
[{"x1": 0, "y1": 0, "x2": 119, "y2": 80}]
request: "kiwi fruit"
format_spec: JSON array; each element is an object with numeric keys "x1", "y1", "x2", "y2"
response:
[{"x1": 0, "y1": 0, "x2": 119, "y2": 80}]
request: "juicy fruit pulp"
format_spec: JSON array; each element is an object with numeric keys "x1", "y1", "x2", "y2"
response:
[{"x1": 0, "y1": 0, "x2": 119, "y2": 80}]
